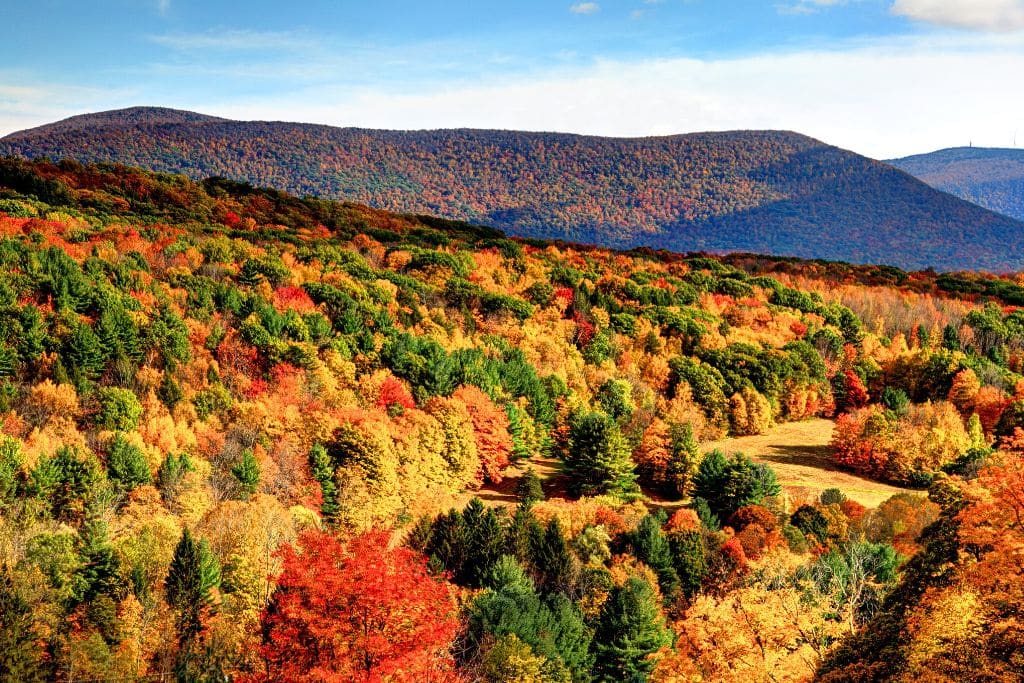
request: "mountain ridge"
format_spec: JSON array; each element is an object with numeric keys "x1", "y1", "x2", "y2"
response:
[
  {"x1": 4, "y1": 106, "x2": 1024, "y2": 272},
  {"x1": 889, "y1": 146, "x2": 1024, "y2": 223}
]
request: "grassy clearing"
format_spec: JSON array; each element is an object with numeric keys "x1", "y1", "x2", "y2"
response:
[{"x1": 702, "y1": 418, "x2": 910, "y2": 508}]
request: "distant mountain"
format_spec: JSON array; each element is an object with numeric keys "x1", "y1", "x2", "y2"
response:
[
  {"x1": 889, "y1": 146, "x2": 1024, "y2": 223},
  {"x1": 4, "y1": 106, "x2": 1024, "y2": 271}
]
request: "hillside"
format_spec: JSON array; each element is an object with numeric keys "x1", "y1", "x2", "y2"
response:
[
  {"x1": 1, "y1": 157, "x2": 1023, "y2": 679},
  {"x1": 5, "y1": 107, "x2": 1024, "y2": 272},
  {"x1": 890, "y1": 146, "x2": 1024, "y2": 222}
]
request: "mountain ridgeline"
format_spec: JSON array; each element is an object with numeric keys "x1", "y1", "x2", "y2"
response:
[
  {"x1": 3, "y1": 106, "x2": 1024, "y2": 272},
  {"x1": 890, "y1": 146, "x2": 1024, "y2": 223}
]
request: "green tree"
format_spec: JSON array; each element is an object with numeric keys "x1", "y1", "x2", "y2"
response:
[
  {"x1": 516, "y1": 467, "x2": 545, "y2": 509},
  {"x1": 565, "y1": 411, "x2": 638, "y2": 497},
  {"x1": 469, "y1": 556, "x2": 591, "y2": 681},
  {"x1": 631, "y1": 513, "x2": 680, "y2": 599},
  {"x1": 669, "y1": 530, "x2": 708, "y2": 598},
  {"x1": 0, "y1": 566, "x2": 47, "y2": 682},
  {"x1": 532, "y1": 517, "x2": 576, "y2": 597},
  {"x1": 231, "y1": 449, "x2": 261, "y2": 500},
  {"x1": 667, "y1": 422, "x2": 701, "y2": 496},
  {"x1": 165, "y1": 529, "x2": 221, "y2": 643},
  {"x1": 106, "y1": 433, "x2": 151, "y2": 495},
  {"x1": 591, "y1": 577, "x2": 672, "y2": 682},
  {"x1": 65, "y1": 321, "x2": 106, "y2": 381},
  {"x1": 308, "y1": 444, "x2": 338, "y2": 523},
  {"x1": 692, "y1": 450, "x2": 780, "y2": 521}
]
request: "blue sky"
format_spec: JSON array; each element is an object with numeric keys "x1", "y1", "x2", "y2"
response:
[{"x1": 3, "y1": 0, "x2": 1024, "y2": 157}]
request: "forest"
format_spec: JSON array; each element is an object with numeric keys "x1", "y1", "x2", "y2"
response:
[
  {"x1": 0, "y1": 157, "x2": 1021, "y2": 682},
  {"x1": 4, "y1": 107, "x2": 1024, "y2": 271}
]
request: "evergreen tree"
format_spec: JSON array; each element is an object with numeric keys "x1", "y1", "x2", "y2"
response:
[
  {"x1": 158, "y1": 371, "x2": 184, "y2": 409},
  {"x1": 564, "y1": 410, "x2": 638, "y2": 497},
  {"x1": 98, "y1": 386, "x2": 143, "y2": 431},
  {"x1": 516, "y1": 467, "x2": 545, "y2": 509},
  {"x1": 308, "y1": 444, "x2": 339, "y2": 523},
  {"x1": 166, "y1": 529, "x2": 221, "y2": 643},
  {"x1": 631, "y1": 513, "x2": 680, "y2": 599},
  {"x1": 469, "y1": 556, "x2": 592, "y2": 680},
  {"x1": 426, "y1": 508, "x2": 467, "y2": 578},
  {"x1": 107, "y1": 434, "x2": 151, "y2": 495},
  {"x1": 692, "y1": 450, "x2": 780, "y2": 521},
  {"x1": 0, "y1": 437, "x2": 23, "y2": 509},
  {"x1": 463, "y1": 498, "x2": 505, "y2": 587},
  {"x1": 592, "y1": 577, "x2": 672, "y2": 682},
  {"x1": 65, "y1": 321, "x2": 106, "y2": 381},
  {"x1": 667, "y1": 422, "x2": 701, "y2": 496},
  {"x1": 157, "y1": 452, "x2": 193, "y2": 505},
  {"x1": 0, "y1": 566, "x2": 47, "y2": 682},
  {"x1": 532, "y1": 517, "x2": 575, "y2": 597},
  {"x1": 231, "y1": 449, "x2": 261, "y2": 500},
  {"x1": 669, "y1": 530, "x2": 708, "y2": 598}
]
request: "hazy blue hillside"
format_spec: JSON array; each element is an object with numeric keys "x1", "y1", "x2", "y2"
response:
[{"x1": 890, "y1": 146, "x2": 1024, "y2": 222}]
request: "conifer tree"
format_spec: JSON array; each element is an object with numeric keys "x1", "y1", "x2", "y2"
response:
[
  {"x1": 0, "y1": 567, "x2": 47, "y2": 682},
  {"x1": 308, "y1": 444, "x2": 339, "y2": 523},
  {"x1": 565, "y1": 410, "x2": 638, "y2": 497},
  {"x1": 632, "y1": 513, "x2": 680, "y2": 599},
  {"x1": 107, "y1": 433, "x2": 151, "y2": 495},
  {"x1": 667, "y1": 422, "x2": 701, "y2": 496},
  {"x1": 166, "y1": 529, "x2": 221, "y2": 643},
  {"x1": 592, "y1": 577, "x2": 672, "y2": 682},
  {"x1": 516, "y1": 467, "x2": 545, "y2": 509},
  {"x1": 532, "y1": 517, "x2": 575, "y2": 597},
  {"x1": 231, "y1": 448, "x2": 261, "y2": 500}
]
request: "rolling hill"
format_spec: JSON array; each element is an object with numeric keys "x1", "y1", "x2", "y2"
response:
[
  {"x1": 4, "y1": 106, "x2": 1024, "y2": 272},
  {"x1": 890, "y1": 146, "x2": 1024, "y2": 223}
]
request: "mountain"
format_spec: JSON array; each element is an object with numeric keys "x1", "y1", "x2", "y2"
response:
[
  {"x1": 889, "y1": 146, "x2": 1024, "y2": 223},
  {"x1": 4, "y1": 106, "x2": 1024, "y2": 272}
]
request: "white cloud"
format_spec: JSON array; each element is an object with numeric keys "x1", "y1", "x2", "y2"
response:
[
  {"x1": 157, "y1": 0, "x2": 170, "y2": 16},
  {"x1": 570, "y1": 3, "x2": 600, "y2": 15},
  {"x1": 194, "y1": 34, "x2": 1024, "y2": 159},
  {"x1": 891, "y1": 0, "x2": 1024, "y2": 31},
  {"x1": 4, "y1": 34, "x2": 1024, "y2": 160}
]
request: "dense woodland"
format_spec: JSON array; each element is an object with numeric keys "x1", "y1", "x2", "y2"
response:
[
  {"x1": 0, "y1": 157, "x2": 1022, "y2": 681},
  {"x1": 4, "y1": 107, "x2": 1024, "y2": 271},
  {"x1": 892, "y1": 147, "x2": 1024, "y2": 223}
]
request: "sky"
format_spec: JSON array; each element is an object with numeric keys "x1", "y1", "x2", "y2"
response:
[{"x1": 2, "y1": 0, "x2": 1024, "y2": 158}]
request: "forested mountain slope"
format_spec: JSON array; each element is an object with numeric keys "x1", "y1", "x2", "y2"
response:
[
  {"x1": 0, "y1": 157, "x2": 1022, "y2": 681},
  {"x1": 5, "y1": 107, "x2": 1024, "y2": 271},
  {"x1": 891, "y1": 146, "x2": 1024, "y2": 222}
]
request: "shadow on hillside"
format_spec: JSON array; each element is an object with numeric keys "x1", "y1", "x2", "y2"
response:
[{"x1": 756, "y1": 444, "x2": 841, "y2": 471}]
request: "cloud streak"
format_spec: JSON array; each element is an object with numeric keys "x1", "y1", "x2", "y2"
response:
[
  {"x1": 891, "y1": 0, "x2": 1024, "y2": 32},
  {"x1": 570, "y1": 3, "x2": 600, "y2": 15}
]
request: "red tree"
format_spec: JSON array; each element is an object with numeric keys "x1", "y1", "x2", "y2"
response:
[
  {"x1": 452, "y1": 385, "x2": 512, "y2": 484},
  {"x1": 251, "y1": 529, "x2": 461, "y2": 682}
]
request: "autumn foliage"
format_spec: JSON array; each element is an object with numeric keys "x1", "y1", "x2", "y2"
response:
[{"x1": 252, "y1": 529, "x2": 461, "y2": 682}]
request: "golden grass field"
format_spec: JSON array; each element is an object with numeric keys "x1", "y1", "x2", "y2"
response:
[{"x1": 702, "y1": 418, "x2": 909, "y2": 508}]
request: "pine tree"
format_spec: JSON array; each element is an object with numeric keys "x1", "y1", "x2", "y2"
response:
[
  {"x1": 669, "y1": 530, "x2": 708, "y2": 598},
  {"x1": 308, "y1": 444, "x2": 338, "y2": 523},
  {"x1": 531, "y1": 517, "x2": 575, "y2": 597},
  {"x1": 632, "y1": 513, "x2": 680, "y2": 599},
  {"x1": 107, "y1": 433, "x2": 151, "y2": 495},
  {"x1": 516, "y1": 467, "x2": 545, "y2": 509},
  {"x1": 667, "y1": 422, "x2": 700, "y2": 497},
  {"x1": 65, "y1": 321, "x2": 106, "y2": 381},
  {"x1": 166, "y1": 529, "x2": 221, "y2": 643},
  {"x1": 0, "y1": 566, "x2": 47, "y2": 682},
  {"x1": 463, "y1": 498, "x2": 505, "y2": 587},
  {"x1": 565, "y1": 410, "x2": 638, "y2": 497},
  {"x1": 592, "y1": 577, "x2": 672, "y2": 682},
  {"x1": 231, "y1": 448, "x2": 261, "y2": 500}
]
